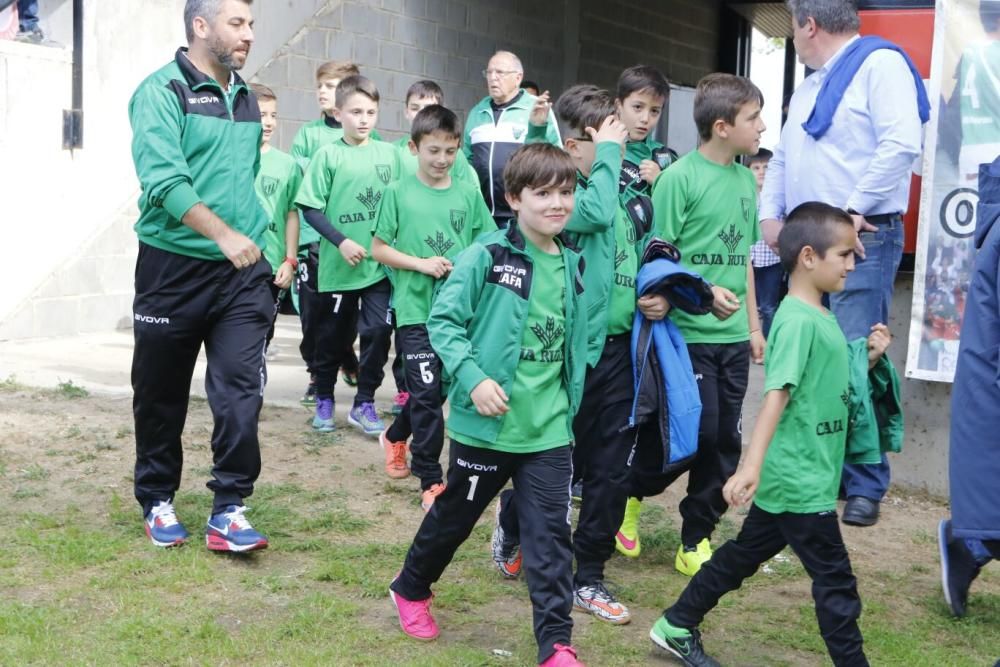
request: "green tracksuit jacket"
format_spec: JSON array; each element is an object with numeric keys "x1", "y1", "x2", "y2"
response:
[
  {"x1": 129, "y1": 48, "x2": 267, "y2": 260},
  {"x1": 427, "y1": 223, "x2": 588, "y2": 445}
]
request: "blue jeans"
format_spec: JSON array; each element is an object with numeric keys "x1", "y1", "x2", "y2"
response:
[
  {"x1": 18, "y1": 0, "x2": 39, "y2": 31},
  {"x1": 753, "y1": 263, "x2": 785, "y2": 338},
  {"x1": 833, "y1": 214, "x2": 904, "y2": 501}
]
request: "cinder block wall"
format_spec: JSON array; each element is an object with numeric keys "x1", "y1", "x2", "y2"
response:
[{"x1": 254, "y1": 0, "x2": 571, "y2": 149}]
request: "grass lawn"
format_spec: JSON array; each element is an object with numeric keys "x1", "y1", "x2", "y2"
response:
[{"x1": 0, "y1": 381, "x2": 997, "y2": 666}]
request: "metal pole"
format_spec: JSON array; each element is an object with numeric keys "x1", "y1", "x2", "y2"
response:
[{"x1": 63, "y1": 0, "x2": 83, "y2": 150}]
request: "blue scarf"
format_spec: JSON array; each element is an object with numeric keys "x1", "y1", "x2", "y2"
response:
[{"x1": 803, "y1": 35, "x2": 930, "y2": 140}]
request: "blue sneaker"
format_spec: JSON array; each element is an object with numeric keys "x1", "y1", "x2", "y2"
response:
[
  {"x1": 205, "y1": 505, "x2": 268, "y2": 552},
  {"x1": 144, "y1": 500, "x2": 189, "y2": 548},
  {"x1": 312, "y1": 397, "x2": 335, "y2": 432},
  {"x1": 348, "y1": 401, "x2": 384, "y2": 436}
]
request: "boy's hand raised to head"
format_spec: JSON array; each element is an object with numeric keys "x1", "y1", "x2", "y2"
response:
[
  {"x1": 867, "y1": 323, "x2": 891, "y2": 369},
  {"x1": 710, "y1": 285, "x2": 741, "y2": 321},
  {"x1": 529, "y1": 91, "x2": 551, "y2": 127},
  {"x1": 471, "y1": 378, "x2": 509, "y2": 417},
  {"x1": 586, "y1": 115, "x2": 628, "y2": 147},
  {"x1": 338, "y1": 238, "x2": 367, "y2": 266},
  {"x1": 417, "y1": 256, "x2": 453, "y2": 279}
]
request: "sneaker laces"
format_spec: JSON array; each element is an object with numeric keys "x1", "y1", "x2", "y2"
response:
[
  {"x1": 223, "y1": 506, "x2": 252, "y2": 530},
  {"x1": 150, "y1": 501, "x2": 179, "y2": 527},
  {"x1": 390, "y1": 442, "x2": 407, "y2": 469},
  {"x1": 583, "y1": 581, "x2": 617, "y2": 603},
  {"x1": 360, "y1": 402, "x2": 379, "y2": 423}
]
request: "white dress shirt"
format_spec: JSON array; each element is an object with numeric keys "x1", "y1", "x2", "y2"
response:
[{"x1": 760, "y1": 35, "x2": 924, "y2": 220}]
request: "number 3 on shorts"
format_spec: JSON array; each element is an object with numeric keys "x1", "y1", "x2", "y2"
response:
[{"x1": 419, "y1": 361, "x2": 434, "y2": 384}]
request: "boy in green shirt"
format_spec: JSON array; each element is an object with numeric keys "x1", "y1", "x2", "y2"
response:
[
  {"x1": 250, "y1": 84, "x2": 301, "y2": 352},
  {"x1": 650, "y1": 202, "x2": 890, "y2": 667},
  {"x1": 394, "y1": 79, "x2": 479, "y2": 187},
  {"x1": 615, "y1": 65, "x2": 677, "y2": 211},
  {"x1": 295, "y1": 76, "x2": 400, "y2": 436},
  {"x1": 625, "y1": 74, "x2": 768, "y2": 577},
  {"x1": 289, "y1": 60, "x2": 364, "y2": 403},
  {"x1": 371, "y1": 105, "x2": 494, "y2": 503},
  {"x1": 389, "y1": 144, "x2": 588, "y2": 667}
]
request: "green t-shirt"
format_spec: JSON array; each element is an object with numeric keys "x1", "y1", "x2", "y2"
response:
[
  {"x1": 372, "y1": 174, "x2": 494, "y2": 326},
  {"x1": 295, "y1": 139, "x2": 400, "y2": 292},
  {"x1": 755, "y1": 297, "x2": 850, "y2": 515},
  {"x1": 393, "y1": 136, "x2": 481, "y2": 189},
  {"x1": 456, "y1": 239, "x2": 571, "y2": 453},
  {"x1": 606, "y1": 207, "x2": 639, "y2": 335},
  {"x1": 255, "y1": 147, "x2": 302, "y2": 272},
  {"x1": 652, "y1": 150, "x2": 760, "y2": 343},
  {"x1": 290, "y1": 118, "x2": 383, "y2": 246}
]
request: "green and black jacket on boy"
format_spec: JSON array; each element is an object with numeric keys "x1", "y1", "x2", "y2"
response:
[
  {"x1": 564, "y1": 141, "x2": 642, "y2": 367},
  {"x1": 427, "y1": 223, "x2": 588, "y2": 449},
  {"x1": 129, "y1": 48, "x2": 266, "y2": 261}
]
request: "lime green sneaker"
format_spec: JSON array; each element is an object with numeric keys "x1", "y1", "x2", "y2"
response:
[
  {"x1": 649, "y1": 616, "x2": 720, "y2": 666},
  {"x1": 675, "y1": 538, "x2": 713, "y2": 576},
  {"x1": 615, "y1": 497, "x2": 642, "y2": 557}
]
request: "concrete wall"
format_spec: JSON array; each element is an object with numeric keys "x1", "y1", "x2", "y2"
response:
[{"x1": 253, "y1": 0, "x2": 571, "y2": 149}]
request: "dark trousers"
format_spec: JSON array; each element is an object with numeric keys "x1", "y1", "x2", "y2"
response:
[
  {"x1": 132, "y1": 243, "x2": 272, "y2": 515},
  {"x1": 385, "y1": 325, "x2": 444, "y2": 489},
  {"x1": 266, "y1": 279, "x2": 284, "y2": 349},
  {"x1": 666, "y1": 505, "x2": 868, "y2": 667},
  {"x1": 18, "y1": 0, "x2": 39, "y2": 31},
  {"x1": 314, "y1": 278, "x2": 392, "y2": 405},
  {"x1": 501, "y1": 335, "x2": 634, "y2": 585},
  {"x1": 296, "y1": 244, "x2": 360, "y2": 378},
  {"x1": 391, "y1": 440, "x2": 574, "y2": 664},
  {"x1": 679, "y1": 342, "x2": 749, "y2": 546},
  {"x1": 753, "y1": 263, "x2": 786, "y2": 338}
]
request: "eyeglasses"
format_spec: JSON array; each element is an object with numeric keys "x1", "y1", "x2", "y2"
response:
[{"x1": 482, "y1": 69, "x2": 521, "y2": 79}]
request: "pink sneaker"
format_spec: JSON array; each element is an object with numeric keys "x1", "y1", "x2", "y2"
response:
[
  {"x1": 539, "y1": 644, "x2": 584, "y2": 667},
  {"x1": 389, "y1": 580, "x2": 439, "y2": 641}
]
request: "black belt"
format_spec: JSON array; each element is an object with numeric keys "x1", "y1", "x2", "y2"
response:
[{"x1": 864, "y1": 212, "x2": 901, "y2": 225}]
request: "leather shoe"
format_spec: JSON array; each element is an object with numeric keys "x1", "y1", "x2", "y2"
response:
[{"x1": 842, "y1": 496, "x2": 879, "y2": 526}]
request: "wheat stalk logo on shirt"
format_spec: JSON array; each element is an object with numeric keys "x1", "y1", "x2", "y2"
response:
[
  {"x1": 356, "y1": 187, "x2": 382, "y2": 213},
  {"x1": 531, "y1": 316, "x2": 564, "y2": 350},
  {"x1": 614, "y1": 249, "x2": 628, "y2": 270},
  {"x1": 375, "y1": 164, "x2": 392, "y2": 185},
  {"x1": 425, "y1": 231, "x2": 455, "y2": 256},
  {"x1": 841, "y1": 390, "x2": 850, "y2": 406},
  {"x1": 718, "y1": 224, "x2": 744, "y2": 255}
]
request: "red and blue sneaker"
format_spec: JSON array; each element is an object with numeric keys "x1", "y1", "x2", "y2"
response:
[
  {"x1": 144, "y1": 500, "x2": 189, "y2": 548},
  {"x1": 205, "y1": 505, "x2": 268, "y2": 552}
]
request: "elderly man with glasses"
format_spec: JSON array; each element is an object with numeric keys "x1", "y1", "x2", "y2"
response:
[{"x1": 463, "y1": 50, "x2": 562, "y2": 227}]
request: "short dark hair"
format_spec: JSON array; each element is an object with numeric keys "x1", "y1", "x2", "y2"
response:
[
  {"x1": 522, "y1": 79, "x2": 540, "y2": 94},
  {"x1": 249, "y1": 83, "x2": 276, "y2": 103},
  {"x1": 316, "y1": 60, "x2": 359, "y2": 83},
  {"x1": 410, "y1": 105, "x2": 462, "y2": 145},
  {"x1": 554, "y1": 84, "x2": 615, "y2": 138},
  {"x1": 693, "y1": 73, "x2": 763, "y2": 141},
  {"x1": 406, "y1": 80, "x2": 444, "y2": 105},
  {"x1": 616, "y1": 65, "x2": 670, "y2": 102},
  {"x1": 746, "y1": 147, "x2": 773, "y2": 165},
  {"x1": 503, "y1": 144, "x2": 576, "y2": 198},
  {"x1": 981, "y1": 0, "x2": 1000, "y2": 32},
  {"x1": 335, "y1": 75, "x2": 379, "y2": 108},
  {"x1": 184, "y1": 0, "x2": 252, "y2": 43},
  {"x1": 778, "y1": 202, "x2": 854, "y2": 272}
]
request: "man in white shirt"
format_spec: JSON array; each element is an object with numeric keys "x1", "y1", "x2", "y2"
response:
[{"x1": 759, "y1": 0, "x2": 924, "y2": 527}]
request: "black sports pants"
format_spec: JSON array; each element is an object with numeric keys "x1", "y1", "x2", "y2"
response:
[
  {"x1": 666, "y1": 504, "x2": 868, "y2": 667},
  {"x1": 678, "y1": 342, "x2": 749, "y2": 546},
  {"x1": 391, "y1": 440, "x2": 574, "y2": 664},
  {"x1": 132, "y1": 243, "x2": 272, "y2": 515},
  {"x1": 314, "y1": 278, "x2": 392, "y2": 406},
  {"x1": 385, "y1": 324, "x2": 444, "y2": 489},
  {"x1": 296, "y1": 243, "x2": 360, "y2": 378}
]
